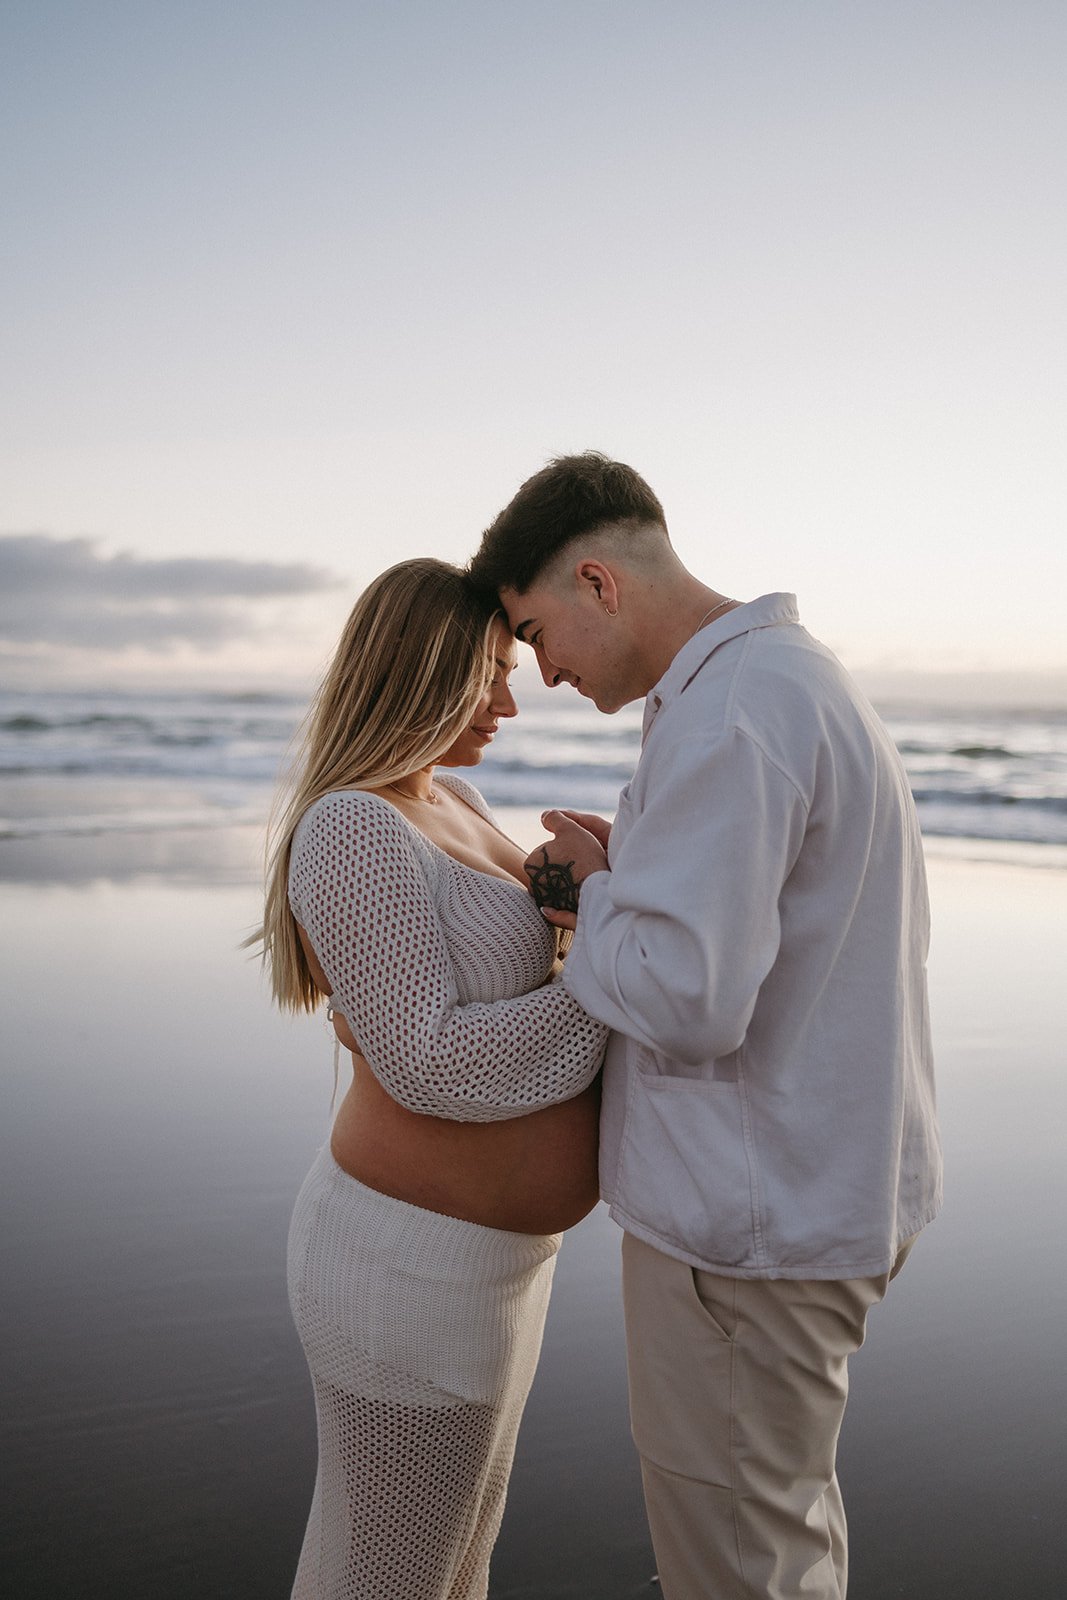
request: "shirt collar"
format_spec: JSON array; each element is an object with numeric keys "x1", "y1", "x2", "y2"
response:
[{"x1": 642, "y1": 592, "x2": 800, "y2": 742}]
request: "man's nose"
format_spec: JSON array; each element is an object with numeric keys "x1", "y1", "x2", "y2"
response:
[{"x1": 535, "y1": 644, "x2": 566, "y2": 689}]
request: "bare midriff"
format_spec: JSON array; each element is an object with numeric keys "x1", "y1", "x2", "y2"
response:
[
  {"x1": 295, "y1": 780, "x2": 602, "y2": 1234},
  {"x1": 297, "y1": 922, "x2": 600, "y2": 1234},
  {"x1": 329, "y1": 1055, "x2": 601, "y2": 1235}
]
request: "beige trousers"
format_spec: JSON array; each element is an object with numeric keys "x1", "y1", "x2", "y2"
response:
[{"x1": 621, "y1": 1232, "x2": 913, "y2": 1600}]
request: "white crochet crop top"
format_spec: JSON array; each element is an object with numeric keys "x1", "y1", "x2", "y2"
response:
[{"x1": 288, "y1": 773, "x2": 607, "y2": 1122}]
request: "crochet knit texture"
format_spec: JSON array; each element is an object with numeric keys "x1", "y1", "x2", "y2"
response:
[
  {"x1": 288, "y1": 775, "x2": 606, "y2": 1119},
  {"x1": 285, "y1": 776, "x2": 606, "y2": 1598},
  {"x1": 288, "y1": 1153, "x2": 558, "y2": 1600}
]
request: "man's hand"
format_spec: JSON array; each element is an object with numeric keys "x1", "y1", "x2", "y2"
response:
[
  {"x1": 553, "y1": 809, "x2": 613, "y2": 850},
  {"x1": 523, "y1": 810, "x2": 610, "y2": 928}
]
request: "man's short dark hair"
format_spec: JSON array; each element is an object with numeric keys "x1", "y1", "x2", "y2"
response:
[{"x1": 469, "y1": 451, "x2": 667, "y2": 598}]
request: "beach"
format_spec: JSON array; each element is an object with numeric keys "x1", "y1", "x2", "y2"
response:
[
  {"x1": 1, "y1": 794, "x2": 1065, "y2": 1597},
  {"x1": 6, "y1": 0, "x2": 1066, "y2": 1587}
]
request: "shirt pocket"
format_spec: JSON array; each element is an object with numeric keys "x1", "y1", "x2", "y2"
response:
[{"x1": 617, "y1": 1059, "x2": 761, "y2": 1271}]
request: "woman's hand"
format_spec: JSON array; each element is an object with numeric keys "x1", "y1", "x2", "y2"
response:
[{"x1": 540, "y1": 906, "x2": 579, "y2": 932}]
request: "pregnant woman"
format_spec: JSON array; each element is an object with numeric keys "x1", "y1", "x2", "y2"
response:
[{"x1": 254, "y1": 558, "x2": 606, "y2": 1600}]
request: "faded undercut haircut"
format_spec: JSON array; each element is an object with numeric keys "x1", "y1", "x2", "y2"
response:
[{"x1": 468, "y1": 451, "x2": 668, "y2": 600}]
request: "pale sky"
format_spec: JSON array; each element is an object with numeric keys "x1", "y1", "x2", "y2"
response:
[{"x1": 2, "y1": 1, "x2": 1065, "y2": 695}]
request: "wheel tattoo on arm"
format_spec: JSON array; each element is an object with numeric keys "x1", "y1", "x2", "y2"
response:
[{"x1": 524, "y1": 847, "x2": 581, "y2": 913}]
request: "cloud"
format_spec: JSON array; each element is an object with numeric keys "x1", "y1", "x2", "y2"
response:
[{"x1": 0, "y1": 533, "x2": 339, "y2": 650}]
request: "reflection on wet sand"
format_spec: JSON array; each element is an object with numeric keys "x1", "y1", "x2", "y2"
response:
[{"x1": 1, "y1": 824, "x2": 1064, "y2": 1598}]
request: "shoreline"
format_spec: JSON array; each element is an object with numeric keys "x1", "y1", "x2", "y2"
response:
[{"x1": 2, "y1": 806, "x2": 1064, "y2": 889}]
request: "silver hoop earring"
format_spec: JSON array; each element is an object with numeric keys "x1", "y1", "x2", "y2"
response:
[{"x1": 604, "y1": 604, "x2": 618, "y2": 617}]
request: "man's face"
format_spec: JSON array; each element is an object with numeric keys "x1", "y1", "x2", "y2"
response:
[{"x1": 500, "y1": 575, "x2": 639, "y2": 713}]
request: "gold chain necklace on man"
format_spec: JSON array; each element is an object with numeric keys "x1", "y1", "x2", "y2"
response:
[{"x1": 694, "y1": 597, "x2": 736, "y2": 631}]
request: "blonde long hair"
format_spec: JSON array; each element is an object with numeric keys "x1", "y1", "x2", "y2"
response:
[{"x1": 253, "y1": 558, "x2": 500, "y2": 1013}]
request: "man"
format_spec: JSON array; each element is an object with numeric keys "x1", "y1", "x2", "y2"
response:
[{"x1": 468, "y1": 452, "x2": 942, "y2": 1600}]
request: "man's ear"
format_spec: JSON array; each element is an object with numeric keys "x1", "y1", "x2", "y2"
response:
[{"x1": 575, "y1": 558, "x2": 619, "y2": 613}]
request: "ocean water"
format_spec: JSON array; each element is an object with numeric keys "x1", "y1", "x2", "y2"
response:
[{"x1": 2, "y1": 684, "x2": 1066, "y2": 853}]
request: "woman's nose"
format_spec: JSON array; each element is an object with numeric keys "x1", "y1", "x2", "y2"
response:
[{"x1": 492, "y1": 679, "x2": 518, "y2": 717}]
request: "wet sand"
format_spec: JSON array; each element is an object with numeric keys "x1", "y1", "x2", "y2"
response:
[{"x1": 0, "y1": 812, "x2": 1064, "y2": 1597}]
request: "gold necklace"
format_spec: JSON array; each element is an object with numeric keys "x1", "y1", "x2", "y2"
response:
[
  {"x1": 385, "y1": 780, "x2": 439, "y2": 806},
  {"x1": 694, "y1": 597, "x2": 736, "y2": 631}
]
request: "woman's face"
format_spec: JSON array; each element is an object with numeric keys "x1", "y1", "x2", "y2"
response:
[{"x1": 437, "y1": 621, "x2": 519, "y2": 768}]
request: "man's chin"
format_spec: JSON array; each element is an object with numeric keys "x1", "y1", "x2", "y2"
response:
[
  {"x1": 565, "y1": 679, "x2": 622, "y2": 714},
  {"x1": 593, "y1": 690, "x2": 635, "y2": 715},
  {"x1": 583, "y1": 684, "x2": 623, "y2": 714}
]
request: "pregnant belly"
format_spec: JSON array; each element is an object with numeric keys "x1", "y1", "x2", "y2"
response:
[{"x1": 330, "y1": 1055, "x2": 601, "y2": 1234}]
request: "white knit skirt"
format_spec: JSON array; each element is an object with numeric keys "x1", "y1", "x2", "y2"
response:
[{"x1": 287, "y1": 1146, "x2": 561, "y2": 1600}]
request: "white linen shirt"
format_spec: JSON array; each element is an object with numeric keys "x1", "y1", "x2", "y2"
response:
[{"x1": 563, "y1": 593, "x2": 942, "y2": 1279}]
